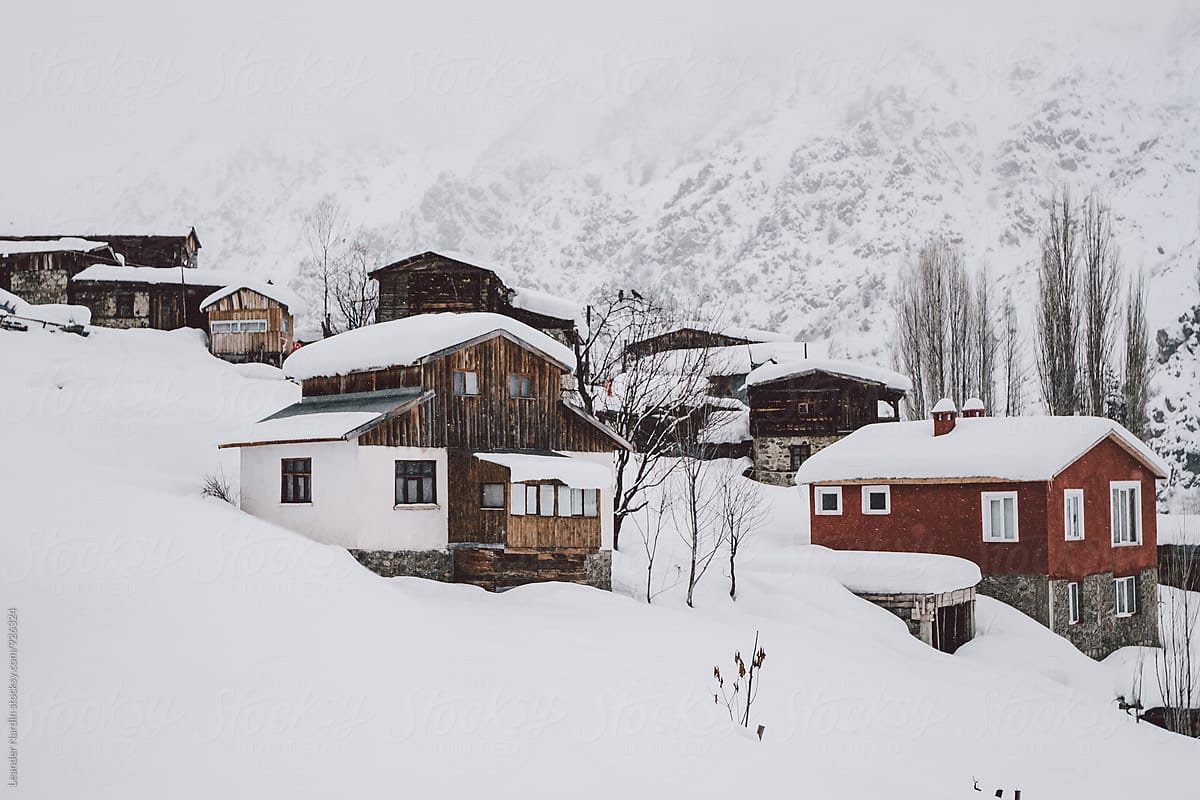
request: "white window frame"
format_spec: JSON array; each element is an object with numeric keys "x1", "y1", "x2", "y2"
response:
[
  {"x1": 981, "y1": 491, "x2": 1019, "y2": 542},
  {"x1": 1115, "y1": 576, "x2": 1137, "y2": 617},
  {"x1": 1063, "y1": 489, "x2": 1085, "y2": 541},
  {"x1": 861, "y1": 485, "x2": 891, "y2": 515},
  {"x1": 1110, "y1": 481, "x2": 1142, "y2": 547},
  {"x1": 1067, "y1": 581, "x2": 1080, "y2": 625},
  {"x1": 510, "y1": 483, "x2": 526, "y2": 516},
  {"x1": 814, "y1": 486, "x2": 842, "y2": 516}
]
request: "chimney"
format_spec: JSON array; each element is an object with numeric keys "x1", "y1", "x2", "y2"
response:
[
  {"x1": 961, "y1": 397, "x2": 986, "y2": 418},
  {"x1": 931, "y1": 397, "x2": 957, "y2": 436}
]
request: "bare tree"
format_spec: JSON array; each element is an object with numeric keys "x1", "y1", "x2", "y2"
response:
[
  {"x1": 1036, "y1": 188, "x2": 1082, "y2": 415},
  {"x1": 300, "y1": 195, "x2": 345, "y2": 337},
  {"x1": 630, "y1": 489, "x2": 681, "y2": 604},
  {"x1": 712, "y1": 632, "x2": 767, "y2": 737},
  {"x1": 1121, "y1": 269, "x2": 1152, "y2": 438},
  {"x1": 1001, "y1": 290, "x2": 1025, "y2": 416},
  {"x1": 581, "y1": 293, "x2": 717, "y2": 550},
  {"x1": 1080, "y1": 193, "x2": 1121, "y2": 417},
  {"x1": 974, "y1": 266, "x2": 998, "y2": 412},
  {"x1": 717, "y1": 463, "x2": 769, "y2": 601},
  {"x1": 1156, "y1": 511, "x2": 1199, "y2": 737},
  {"x1": 331, "y1": 234, "x2": 382, "y2": 331},
  {"x1": 671, "y1": 429, "x2": 726, "y2": 608},
  {"x1": 894, "y1": 274, "x2": 928, "y2": 419},
  {"x1": 947, "y1": 258, "x2": 977, "y2": 406}
]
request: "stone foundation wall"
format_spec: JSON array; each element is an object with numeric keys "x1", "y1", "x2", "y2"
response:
[
  {"x1": 12, "y1": 270, "x2": 69, "y2": 305},
  {"x1": 585, "y1": 551, "x2": 612, "y2": 590},
  {"x1": 978, "y1": 574, "x2": 1050, "y2": 625},
  {"x1": 752, "y1": 434, "x2": 844, "y2": 486},
  {"x1": 349, "y1": 549, "x2": 452, "y2": 581},
  {"x1": 1049, "y1": 569, "x2": 1160, "y2": 659}
]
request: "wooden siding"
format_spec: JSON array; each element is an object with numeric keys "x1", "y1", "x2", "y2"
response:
[
  {"x1": 332, "y1": 336, "x2": 617, "y2": 452},
  {"x1": 375, "y1": 260, "x2": 508, "y2": 322},
  {"x1": 447, "y1": 451, "x2": 510, "y2": 546},
  {"x1": 748, "y1": 372, "x2": 901, "y2": 436},
  {"x1": 207, "y1": 288, "x2": 294, "y2": 364}
]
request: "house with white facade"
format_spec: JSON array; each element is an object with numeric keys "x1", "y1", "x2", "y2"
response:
[{"x1": 221, "y1": 312, "x2": 628, "y2": 590}]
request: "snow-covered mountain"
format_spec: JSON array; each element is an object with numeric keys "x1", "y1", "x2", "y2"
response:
[{"x1": 4, "y1": 13, "x2": 1200, "y2": 484}]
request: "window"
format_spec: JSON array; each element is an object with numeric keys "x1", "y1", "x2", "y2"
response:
[
  {"x1": 557, "y1": 485, "x2": 572, "y2": 517},
  {"x1": 981, "y1": 492, "x2": 1018, "y2": 542},
  {"x1": 395, "y1": 460, "x2": 436, "y2": 505},
  {"x1": 1064, "y1": 489, "x2": 1084, "y2": 541},
  {"x1": 814, "y1": 486, "x2": 842, "y2": 515},
  {"x1": 525, "y1": 484, "x2": 539, "y2": 515},
  {"x1": 862, "y1": 485, "x2": 891, "y2": 515},
  {"x1": 453, "y1": 370, "x2": 479, "y2": 396},
  {"x1": 508, "y1": 373, "x2": 534, "y2": 399},
  {"x1": 1115, "y1": 576, "x2": 1137, "y2": 617},
  {"x1": 1067, "y1": 582, "x2": 1081, "y2": 625},
  {"x1": 481, "y1": 483, "x2": 505, "y2": 509},
  {"x1": 789, "y1": 444, "x2": 812, "y2": 472},
  {"x1": 282, "y1": 317, "x2": 290, "y2": 333},
  {"x1": 1110, "y1": 482, "x2": 1141, "y2": 546},
  {"x1": 210, "y1": 321, "x2": 235, "y2": 334},
  {"x1": 238, "y1": 319, "x2": 267, "y2": 332},
  {"x1": 510, "y1": 483, "x2": 526, "y2": 515},
  {"x1": 538, "y1": 484, "x2": 555, "y2": 517},
  {"x1": 115, "y1": 292, "x2": 134, "y2": 318},
  {"x1": 280, "y1": 458, "x2": 311, "y2": 503}
]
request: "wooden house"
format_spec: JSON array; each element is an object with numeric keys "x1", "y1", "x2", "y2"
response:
[
  {"x1": 0, "y1": 238, "x2": 118, "y2": 305},
  {"x1": 745, "y1": 358, "x2": 909, "y2": 485},
  {"x1": 795, "y1": 401, "x2": 1170, "y2": 659},
  {"x1": 369, "y1": 251, "x2": 580, "y2": 345},
  {"x1": 200, "y1": 282, "x2": 303, "y2": 366},
  {"x1": 68, "y1": 265, "x2": 266, "y2": 332},
  {"x1": 220, "y1": 312, "x2": 629, "y2": 590},
  {"x1": 622, "y1": 322, "x2": 789, "y2": 361}
]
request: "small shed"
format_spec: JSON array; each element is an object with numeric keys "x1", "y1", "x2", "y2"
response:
[
  {"x1": 796, "y1": 546, "x2": 981, "y2": 653},
  {"x1": 200, "y1": 281, "x2": 303, "y2": 366}
]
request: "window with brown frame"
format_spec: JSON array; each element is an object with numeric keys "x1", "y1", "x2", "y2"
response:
[
  {"x1": 507, "y1": 373, "x2": 534, "y2": 399},
  {"x1": 281, "y1": 458, "x2": 311, "y2": 503},
  {"x1": 789, "y1": 444, "x2": 811, "y2": 471},
  {"x1": 453, "y1": 370, "x2": 479, "y2": 396}
]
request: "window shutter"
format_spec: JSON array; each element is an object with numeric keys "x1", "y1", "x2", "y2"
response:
[
  {"x1": 557, "y1": 486, "x2": 572, "y2": 517},
  {"x1": 583, "y1": 488, "x2": 599, "y2": 518},
  {"x1": 511, "y1": 484, "x2": 525, "y2": 515},
  {"x1": 539, "y1": 485, "x2": 555, "y2": 517}
]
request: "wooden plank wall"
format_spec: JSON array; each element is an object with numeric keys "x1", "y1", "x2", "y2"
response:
[
  {"x1": 207, "y1": 288, "x2": 294, "y2": 362},
  {"x1": 329, "y1": 336, "x2": 616, "y2": 453},
  {"x1": 749, "y1": 373, "x2": 886, "y2": 436},
  {"x1": 624, "y1": 329, "x2": 753, "y2": 359},
  {"x1": 376, "y1": 262, "x2": 506, "y2": 322}
]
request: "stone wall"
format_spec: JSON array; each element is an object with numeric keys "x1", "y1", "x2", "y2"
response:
[
  {"x1": 752, "y1": 434, "x2": 844, "y2": 486},
  {"x1": 978, "y1": 574, "x2": 1050, "y2": 625},
  {"x1": 12, "y1": 269, "x2": 69, "y2": 305},
  {"x1": 349, "y1": 549, "x2": 452, "y2": 581},
  {"x1": 1049, "y1": 569, "x2": 1160, "y2": 659},
  {"x1": 585, "y1": 551, "x2": 612, "y2": 590}
]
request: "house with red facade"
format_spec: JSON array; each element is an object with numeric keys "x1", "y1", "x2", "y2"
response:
[{"x1": 794, "y1": 399, "x2": 1171, "y2": 658}]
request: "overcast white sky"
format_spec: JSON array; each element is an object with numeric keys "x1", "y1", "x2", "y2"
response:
[{"x1": 1, "y1": 0, "x2": 1195, "y2": 191}]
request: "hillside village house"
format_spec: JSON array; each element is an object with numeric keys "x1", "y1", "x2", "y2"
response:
[
  {"x1": 0, "y1": 229, "x2": 201, "y2": 306},
  {"x1": 200, "y1": 281, "x2": 304, "y2": 365},
  {"x1": 795, "y1": 400, "x2": 1170, "y2": 659},
  {"x1": 221, "y1": 312, "x2": 628, "y2": 591},
  {"x1": 745, "y1": 358, "x2": 910, "y2": 485},
  {"x1": 69, "y1": 265, "x2": 267, "y2": 332},
  {"x1": 621, "y1": 320, "x2": 791, "y2": 360},
  {"x1": 369, "y1": 250, "x2": 580, "y2": 345}
]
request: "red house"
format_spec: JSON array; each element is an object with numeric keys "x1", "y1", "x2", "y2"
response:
[{"x1": 794, "y1": 400, "x2": 1170, "y2": 658}]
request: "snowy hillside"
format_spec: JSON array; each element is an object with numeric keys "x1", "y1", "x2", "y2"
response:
[{"x1": 2, "y1": 322, "x2": 1198, "y2": 797}]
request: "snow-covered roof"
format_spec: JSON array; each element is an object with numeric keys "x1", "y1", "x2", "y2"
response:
[
  {"x1": 223, "y1": 411, "x2": 383, "y2": 446},
  {"x1": 700, "y1": 408, "x2": 751, "y2": 444},
  {"x1": 932, "y1": 397, "x2": 957, "y2": 413},
  {"x1": 962, "y1": 397, "x2": 984, "y2": 412},
  {"x1": 200, "y1": 280, "x2": 306, "y2": 314},
  {"x1": 746, "y1": 357, "x2": 912, "y2": 392},
  {"x1": 72, "y1": 265, "x2": 260, "y2": 287},
  {"x1": 673, "y1": 319, "x2": 790, "y2": 343},
  {"x1": 0, "y1": 237, "x2": 109, "y2": 256},
  {"x1": 474, "y1": 452, "x2": 613, "y2": 488},
  {"x1": 508, "y1": 285, "x2": 578, "y2": 322},
  {"x1": 794, "y1": 545, "x2": 981, "y2": 594},
  {"x1": 1157, "y1": 514, "x2": 1200, "y2": 546},
  {"x1": 654, "y1": 341, "x2": 820, "y2": 377},
  {"x1": 372, "y1": 250, "x2": 520, "y2": 287},
  {"x1": 282, "y1": 312, "x2": 576, "y2": 380},
  {"x1": 220, "y1": 388, "x2": 427, "y2": 448},
  {"x1": 794, "y1": 415, "x2": 1171, "y2": 484}
]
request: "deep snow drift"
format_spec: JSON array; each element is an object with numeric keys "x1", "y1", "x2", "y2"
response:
[{"x1": 2, "y1": 326, "x2": 1198, "y2": 799}]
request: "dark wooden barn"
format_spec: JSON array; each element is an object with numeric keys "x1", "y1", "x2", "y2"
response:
[
  {"x1": 744, "y1": 359, "x2": 909, "y2": 485},
  {"x1": 369, "y1": 251, "x2": 579, "y2": 344},
  {"x1": 622, "y1": 323, "x2": 788, "y2": 360}
]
